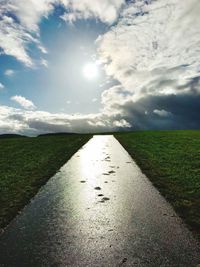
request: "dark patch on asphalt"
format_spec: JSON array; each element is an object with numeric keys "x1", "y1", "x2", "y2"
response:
[
  {"x1": 126, "y1": 162, "x2": 131, "y2": 164},
  {"x1": 51, "y1": 262, "x2": 61, "y2": 267},
  {"x1": 163, "y1": 213, "x2": 176, "y2": 218},
  {"x1": 119, "y1": 257, "x2": 128, "y2": 266},
  {"x1": 103, "y1": 170, "x2": 115, "y2": 175},
  {"x1": 99, "y1": 197, "x2": 110, "y2": 203},
  {"x1": 94, "y1": 187, "x2": 101, "y2": 190},
  {"x1": 105, "y1": 156, "x2": 111, "y2": 162}
]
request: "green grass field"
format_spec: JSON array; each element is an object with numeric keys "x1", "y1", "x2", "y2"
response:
[
  {"x1": 115, "y1": 130, "x2": 200, "y2": 239},
  {"x1": 0, "y1": 134, "x2": 91, "y2": 229}
]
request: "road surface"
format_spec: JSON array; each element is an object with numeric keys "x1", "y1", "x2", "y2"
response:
[{"x1": 0, "y1": 136, "x2": 199, "y2": 267}]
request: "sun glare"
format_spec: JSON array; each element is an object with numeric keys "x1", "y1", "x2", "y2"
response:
[{"x1": 83, "y1": 63, "x2": 98, "y2": 80}]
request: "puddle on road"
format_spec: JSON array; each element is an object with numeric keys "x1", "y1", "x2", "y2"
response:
[
  {"x1": 99, "y1": 197, "x2": 110, "y2": 203},
  {"x1": 108, "y1": 170, "x2": 115, "y2": 174},
  {"x1": 94, "y1": 187, "x2": 101, "y2": 190}
]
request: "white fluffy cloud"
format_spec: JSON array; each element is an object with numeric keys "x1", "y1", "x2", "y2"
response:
[
  {"x1": 97, "y1": 0, "x2": 200, "y2": 98},
  {"x1": 1, "y1": 0, "x2": 200, "y2": 78},
  {"x1": 11, "y1": 95, "x2": 36, "y2": 110},
  {"x1": 0, "y1": 83, "x2": 5, "y2": 90},
  {"x1": 61, "y1": 0, "x2": 125, "y2": 24},
  {"x1": 0, "y1": 0, "x2": 125, "y2": 66},
  {"x1": 0, "y1": 104, "x2": 131, "y2": 135},
  {"x1": 0, "y1": 15, "x2": 34, "y2": 66},
  {"x1": 4, "y1": 69, "x2": 15, "y2": 76},
  {"x1": 0, "y1": 0, "x2": 54, "y2": 66},
  {"x1": 0, "y1": 0, "x2": 200, "y2": 134},
  {"x1": 8, "y1": 0, "x2": 55, "y2": 32},
  {"x1": 1, "y1": 89, "x2": 199, "y2": 135},
  {"x1": 153, "y1": 109, "x2": 172, "y2": 118}
]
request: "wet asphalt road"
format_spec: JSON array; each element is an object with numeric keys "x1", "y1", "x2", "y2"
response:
[{"x1": 0, "y1": 135, "x2": 199, "y2": 267}]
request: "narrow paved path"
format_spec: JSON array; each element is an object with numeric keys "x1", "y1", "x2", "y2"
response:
[{"x1": 0, "y1": 136, "x2": 199, "y2": 267}]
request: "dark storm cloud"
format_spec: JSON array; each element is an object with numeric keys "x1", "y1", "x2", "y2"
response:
[{"x1": 117, "y1": 93, "x2": 200, "y2": 130}]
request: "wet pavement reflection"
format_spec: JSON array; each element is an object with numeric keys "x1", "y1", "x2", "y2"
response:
[{"x1": 0, "y1": 136, "x2": 199, "y2": 266}]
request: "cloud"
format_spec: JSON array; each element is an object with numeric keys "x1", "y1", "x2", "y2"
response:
[
  {"x1": 113, "y1": 119, "x2": 131, "y2": 128},
  {"x1": 0, "y1": 101, "x2": 132, "y2": 135},
  {"x1": 0, "y1": 0, "x2": 125, "y2": 66},
  {"x1": 8, "y1": 0, "x2": 55, "y2": 32},
  {"x1": 153, "y1": 109, "x2": 172, "y2": 117},
  {"x1": 0, "y1": 0, "x2": 200, "y2": 133},
  {"x1": 0, "y1": 15, "x2": 34, "y2": 66},
  {"x1": 0, "y1": 83, "x2": 5, "y2": 90},
  {"x1": 91, "y1": 0, "x2": 200, "y2": 131},
  {"x1": 4, "y1": 69, "x2": 15, "y2": 76},
  {"x1": 0, "y1": 0, "x2": 53, "y2": 66},
  {"x1": 1, "y1": 88, "x2": 199, "y2": 136},
  {"x1": 60, "y1": 0, "x2": 125, "y2": 25},
  {"x1": 40, "y1": 58, "x2": 48, "y2": 68},
  {"x1": 97, "y1": 0, "x2": 200, "y2": 98},
  {"x1": 11, "y1": 95, "x2": 36, "y2": 110},
  {"x1": 0, "y1": 106, "x2": 26, "y2": 134}
]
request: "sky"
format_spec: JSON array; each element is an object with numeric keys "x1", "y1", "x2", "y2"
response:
[{"x1": 0, "y1": 0, "x2": 200, "y2": 135}]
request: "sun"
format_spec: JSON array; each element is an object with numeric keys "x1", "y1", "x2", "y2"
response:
[{"x1": 83, "y1": 62, "x2": 98, "y2": 80}]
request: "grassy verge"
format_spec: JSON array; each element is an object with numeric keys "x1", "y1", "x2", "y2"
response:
[
  {"x1": 115, "y1": 130, "x2": 200, "y2": 240},
  {"x1": 0, "y1": 134, "x2": 91, "y2": 229}
]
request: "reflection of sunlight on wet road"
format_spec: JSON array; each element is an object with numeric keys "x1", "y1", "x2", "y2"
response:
[
  {"x1": 0, "y1": 135, "x2": 199, "y2": 267},
  {"x1": 78, "y1": 136, "x2": 106, "y2": 187},
  {"x1": 69, "y1": 136, "x2": 116, "y2": 243}
]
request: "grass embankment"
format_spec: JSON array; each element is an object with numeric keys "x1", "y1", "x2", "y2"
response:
[
  {"x1": 0, "y1": 134, "x2": 91, "y2": 229},
  {"x1": 115, "y1": 130, "x2": 200, "y2": 239}
]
